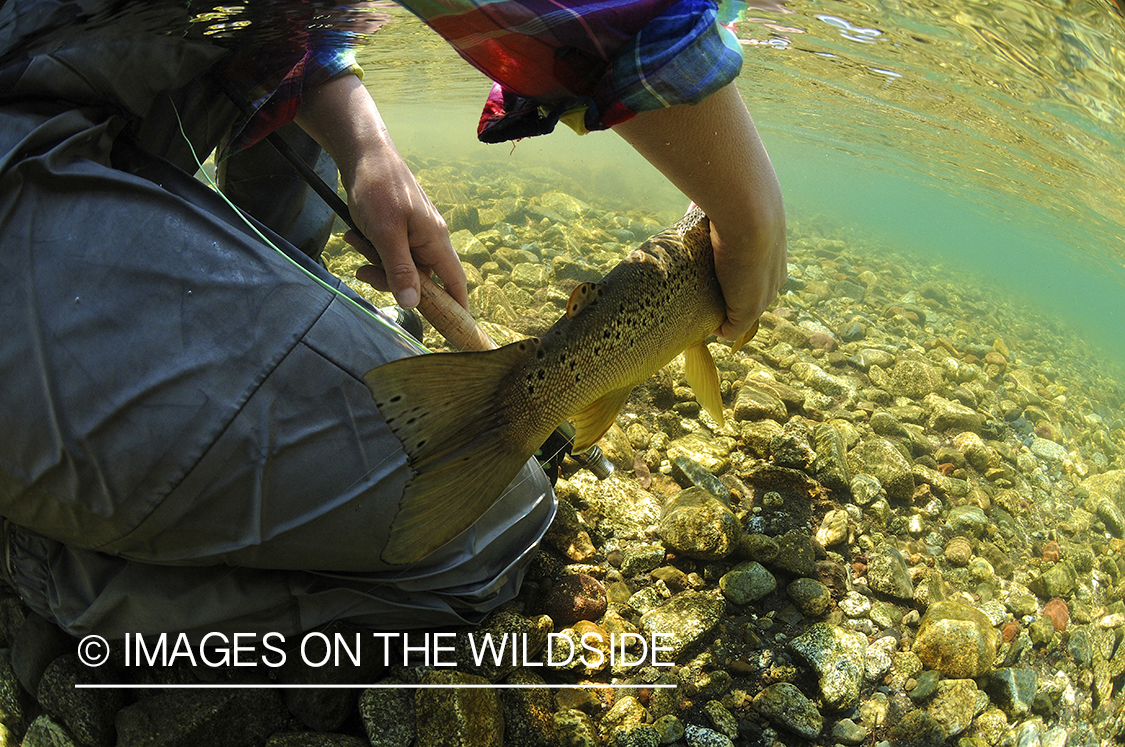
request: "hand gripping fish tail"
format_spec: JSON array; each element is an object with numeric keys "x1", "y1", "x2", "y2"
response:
[{"x1": 363, "y1": 208, "x2": 760, "y2": 565}]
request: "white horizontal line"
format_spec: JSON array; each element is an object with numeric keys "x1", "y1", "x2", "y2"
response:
[{"x1": 74, "y1": 683, "x2": 678, "y2": 690}]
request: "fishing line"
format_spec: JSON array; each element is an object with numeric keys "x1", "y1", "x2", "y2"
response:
[
  {"x1": 171, "y1": 92, "x2": 461, "y2": 568},
  {"x1": 170, "y1": 96, "x2": 448, "y2": 584},
  {"x1": 169, "y1": 96, "x2": 428, "y2": 355},
  {"x1": 170, "y1": 98, "x2": 576, "y2": 600}
]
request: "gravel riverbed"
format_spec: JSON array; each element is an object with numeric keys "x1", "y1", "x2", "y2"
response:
[{"x1": 3, "y1": 157, "x2": 1124, "y2": 747}]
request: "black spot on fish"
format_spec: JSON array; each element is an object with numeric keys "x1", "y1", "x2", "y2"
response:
[
  {"x1": 538, "y1": 370, "x2": 546, "y2": 380},
  {"x1": 389, "y1": 395, "x2": 402, "y2": 403},
  {"x1": 528, "y1": 385, "x2": 535, "y2": 395},
  {"x1": 417, "y1": 440, "x2": 426, "y2": 449},
  {"x1": 536, "y1": 349, "x2": 545, "y2": 359}
]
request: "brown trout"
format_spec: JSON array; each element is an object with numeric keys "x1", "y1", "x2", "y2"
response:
[{"x1": 363, "y1": 207, "x2": 757, "y2": 564}]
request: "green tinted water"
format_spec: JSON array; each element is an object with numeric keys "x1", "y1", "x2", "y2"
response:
[
  {"x1": 357, "y1": 0, "x2": 1125, "y2": 372},
  {"x1": 734, "y1": 0, "x2": 1125, "y2": 369}
]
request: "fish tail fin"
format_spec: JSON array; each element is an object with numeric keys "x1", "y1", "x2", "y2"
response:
[
  {"x1": 383, "y1": 442, "x2": 535, "y2": 565},
  {"x1": 684, "y1": 341, "x2": 724, "y2": 426},
  {"x1": 363, "y1": 343, "x2": 536, "y2": 565}
]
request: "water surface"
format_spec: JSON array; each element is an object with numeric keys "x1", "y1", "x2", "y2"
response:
[{"x1": 357, "y1": 0, "x2": 1125, "y2": 374}]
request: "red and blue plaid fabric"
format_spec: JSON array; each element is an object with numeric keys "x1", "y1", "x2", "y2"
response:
[
  {"x1": 222, "y1": 45, "x2": 362, "y2": 156},
  {"x1": 401, "y1": 0, "x2": 743, "y2": 141},
  {"x1": 227, "y1": 0, "x2": 742, "y2": 151}
]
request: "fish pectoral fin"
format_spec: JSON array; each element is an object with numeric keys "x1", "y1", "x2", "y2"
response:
[
  {"x1": 570, "y1": 386, "x2": 633, "y2": 452},
  {"x1": 730, "y1": 319, "x2": 760, "y2": 354},
  {"x1": 363, "y1": 341, "x2": 538, "y2": 565},
  {"x1": 566, "y1": 282, "x2": 599, "y2": 318},
  {"x1": 683, "y1": 342, "x2": 725, "y2": 426}
]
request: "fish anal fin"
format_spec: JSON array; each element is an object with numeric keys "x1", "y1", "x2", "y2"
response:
[
  {"x1": 730, "y1": 319, "x2": 760, "y2": 354},
  {"x1": 570, "y1": 386, "x2": 633, "y2": 451},
  {"x1": 566, "y1": 283, "x2": 598, "y2": 318},
  {"x1": 683, "y1": 342, "x2": 725, "y2": 426}
]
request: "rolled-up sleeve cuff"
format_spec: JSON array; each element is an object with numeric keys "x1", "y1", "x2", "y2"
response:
[
  {"x1": 605, "y1": 0, "x2": 743, "y2": 119},
  {"x1": 477, "y1": 0, "x2": 742, "y2": 142},
  {"x1": 304, "y1": 46, "x2": 364, "y2": 89},
  {"x1": 221, "y1": 46, "x2": 362, "y2": 158}
]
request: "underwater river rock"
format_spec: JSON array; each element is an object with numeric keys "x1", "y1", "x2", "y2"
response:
[
  {"x1": 5, "y1": 158, "x2": 1124, "y2": 746},
  {"x1": 317, "y1": 159, "x2": 1125, "y2": 746}
]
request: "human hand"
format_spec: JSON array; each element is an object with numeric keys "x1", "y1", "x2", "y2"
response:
[
  {"x1": 296, "y1": 74, "x2": 468, "y2": 310},
  {"x1": 344, "y1": 148, "x2": 468, "y2": 310},
  {"x1": 709, "y1": 212, "x2": 787, "y2": 343}
]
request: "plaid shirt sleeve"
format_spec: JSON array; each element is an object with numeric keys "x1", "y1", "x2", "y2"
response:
[
  {"x1": 220, "y1": 43, "x2": 363, "y2": 157},
  {"x1": 222, "y1": 0, "x2": 741, "y2": 152},
  {"x1": 397, "y1": 0, "x2": 743, "y2": 142}
]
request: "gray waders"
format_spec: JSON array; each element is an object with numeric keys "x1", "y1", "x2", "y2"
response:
[{"x1": 0, "y1": 3, "x2": 554, "y2": 641}]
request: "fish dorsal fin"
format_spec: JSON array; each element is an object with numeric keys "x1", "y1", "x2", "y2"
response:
[
  {"x1": 730, "y1": 319, "x2": 760, "y2": 354},
  {"x1": 683, "y1": 342, "x2": 725, "y2": 426},
  {"x1": 566, "y1": 282, "x2": 599, "y2": 318},
  {"x1": 625, "y1": 243, "x2": 670, "y2": 279},
  {"x1": 570, "y1": 386, "x2": 633, "y2": 451}
]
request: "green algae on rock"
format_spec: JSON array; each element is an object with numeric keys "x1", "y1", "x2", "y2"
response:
[
  {"x1": 925, "y1": 678, "x2": 987, "y2": 739},
  {"x1": 415, "y1": 671, "x2": 503, "y2": 747},
  {"x1": 849, "y1": 438, "x2": 916, "y2": 501},
  {"x1": 867, "y1": 545, "x2": 915, "y2": 599},
  {"x1": 788, "y1": 623, "x2": 867, "y2": 710},
  {"x1": 913, "y1": 601, "x2": 1002, "y2": 678},
  {"x1": 752, "y1": 682, "x2": 823, "y2": 739},
  {"x1": 360, "y1": 682, "x2": 415, "y2": 747},
  {"x1": 718, "y1": 561, "x2": 777, "y2": 605},
  {"x1": 787, "y1": 577, "x2": 831, "y2": 617},
  {"x1": 638, "y1": 591, "x2": 724, "y2": 659}
]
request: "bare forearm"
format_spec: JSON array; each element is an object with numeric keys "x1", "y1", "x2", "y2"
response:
[
  {"x1": 613, "y1": 83, "x2": 784, "y2": 242},
  {"x1": 613, "y1": 83, "x2": 787, "y2": 339},
  {"x1": 294, "y1": 74, "x2": 466, "y2": 309},
  {"x1": 294, "y1": 73, "x2": 388, "y2": 188}
]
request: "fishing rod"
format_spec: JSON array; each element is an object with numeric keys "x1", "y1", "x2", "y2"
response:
[
  {"x1": 211, "y1": 73, "x2": 495, "y2": 352},
  {"x1": 212, "y1": 76, "x2": 613, "y2": 483}
]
